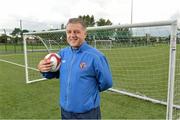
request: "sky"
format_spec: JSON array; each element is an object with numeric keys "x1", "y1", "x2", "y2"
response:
[{"x1": 0, "y1": 0, "x2": 180, "y2": 32}]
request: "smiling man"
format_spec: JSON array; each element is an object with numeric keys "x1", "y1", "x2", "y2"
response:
[{"x1": 37, "y1": 18, "x2": 113, "y2": 119}]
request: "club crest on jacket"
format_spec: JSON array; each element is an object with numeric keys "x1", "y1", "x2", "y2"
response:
[{"x1": 80, "y1": 62, "x2": 87, "y2": 69}]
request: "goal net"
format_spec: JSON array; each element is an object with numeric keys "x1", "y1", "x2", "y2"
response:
[
  {"x1": 23, "y1": 20, "x2": 180, "y2": 119},
  {"x1": 23, "y1": 30, "x2": 66, "y2": 83},
  {"x1": 94, "y1": 40, "x2": 112, "y2": 50}
]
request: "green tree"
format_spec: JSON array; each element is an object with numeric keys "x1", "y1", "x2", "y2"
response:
[
  {"x1": 11, "y1": 28, "x2": 22, "y2": 36},
  {"x1": 96, "y1": 18, "x2": 112, "y2": 26},
  {"x1": 10, "y1": 28, "x2": 29, "y2": 44},
  {"x1": 61, "y1": 23, "x2": 65, "y2": 29},
  {"x1": 22, "y1": 29, "x2": 29, "y2": 33},
  {"x1": 0, "y1": 34, "x2": 8, "y2": 43},
  {"x1": 11, "y1": 28, "x2": 29, "y2": 36},
  {"x1": 78, "y1": 15, "x2": 95, "y2": 27}
]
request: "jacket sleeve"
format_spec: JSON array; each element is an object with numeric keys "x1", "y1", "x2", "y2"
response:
[
  {"x1": 41, "y1": 50, "x2": 61, "y2": 79},
  {"x1": 41, "y1": 71, "x2": 59, "y2": 79},
  {"x1": 94, "y1": 55, "x2": 113, "y2": 92}
]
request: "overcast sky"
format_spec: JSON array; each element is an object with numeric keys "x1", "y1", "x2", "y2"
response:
[{"x1": 0, "y1": 0, "x2": 180, "y2": 31}]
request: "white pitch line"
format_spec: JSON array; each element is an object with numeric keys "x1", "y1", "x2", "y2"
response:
[
  {"x1": 0, "y1": 53, "x2": 24, "y2": 57},
  {"x1": 0, "y1": 59, "x2": 38, "y2": 71}
]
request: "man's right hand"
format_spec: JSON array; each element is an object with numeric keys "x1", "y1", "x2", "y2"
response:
[{"x1": 37, "y1": 59, "x2": 52, "y2": 72}]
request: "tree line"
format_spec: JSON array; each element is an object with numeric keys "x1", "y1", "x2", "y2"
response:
[
  {"x1": 0, "y1": 15, "x2": 113, "y2": 43},
  {"x1": 54, "y1": 15, "x2": 112, "y2": 30}
]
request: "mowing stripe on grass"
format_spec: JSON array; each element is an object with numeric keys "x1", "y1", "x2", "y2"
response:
[
  {"x1": 0, "y1": 58, "x2": 38, "y2": 71},
  {"x1": 0, "y1": 53, "x2": 24, "y2": 56}
]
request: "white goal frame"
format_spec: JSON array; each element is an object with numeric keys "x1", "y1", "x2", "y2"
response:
[
  {"x1": 94, "y1": 40, "x2": 112, "y2": 50},
  {"x1": 23, "y1": 20, "x2": 179, "y2": 119}
]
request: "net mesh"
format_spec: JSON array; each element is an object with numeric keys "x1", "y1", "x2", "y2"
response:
[{"x1": 22, "y1": 22, "x2": 180, "y2": 119}]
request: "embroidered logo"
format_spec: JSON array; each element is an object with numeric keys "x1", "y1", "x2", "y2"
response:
[
  {"x1": 62, "y1": 60, "x2": 66, "y2": 63},
  {"x1": 80, "y1": 62, "x2": 87, "y2": 69}
]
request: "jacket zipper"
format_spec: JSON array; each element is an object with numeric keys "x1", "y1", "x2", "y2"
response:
[{"x1": 66, "y1": 51, "x2": 76, "y2": 109}]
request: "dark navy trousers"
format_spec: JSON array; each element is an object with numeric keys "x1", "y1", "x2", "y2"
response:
[{"x1": 61, "y1": 106, "x2": 101, "y2": 119}]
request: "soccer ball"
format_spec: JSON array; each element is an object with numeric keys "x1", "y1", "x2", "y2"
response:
[{"x1": 44, "y1": 53, "x2": 61, "y2": 72}]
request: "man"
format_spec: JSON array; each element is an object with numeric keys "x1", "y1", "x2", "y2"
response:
[{"x1": 37, "y1": 18, "x2": 113, "y2": 119}]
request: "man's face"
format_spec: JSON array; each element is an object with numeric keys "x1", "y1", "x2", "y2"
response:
[{"x1": 66, "y1": 23, "x2": 87, "y2": 48}]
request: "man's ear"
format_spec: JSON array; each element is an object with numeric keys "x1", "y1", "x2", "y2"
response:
[{"x1": 84, "y1": 31, "x2": 87, "y2": 38}]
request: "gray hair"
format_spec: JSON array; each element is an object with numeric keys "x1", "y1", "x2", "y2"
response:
[{"x1": 67, "y1": 18, "x2": 86, "y2": 29}]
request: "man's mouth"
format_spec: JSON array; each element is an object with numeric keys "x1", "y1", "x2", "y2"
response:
[{"x1": 70, "y1": 38, "x2": 78, "y2": 41}]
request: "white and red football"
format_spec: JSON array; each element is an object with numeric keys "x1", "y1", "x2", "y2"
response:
[{"x1": 44, "y1": 53, "x2": 61, "y2": 72}]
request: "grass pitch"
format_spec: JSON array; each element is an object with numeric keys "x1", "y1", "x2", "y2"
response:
[{"x1": 0, "y1": 44, "x2": 171, "y2": 119}]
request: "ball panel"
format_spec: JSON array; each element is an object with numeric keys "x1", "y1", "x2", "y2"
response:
[{"x1": 44, "y1": 53, "x2": 61, "y2": 72}]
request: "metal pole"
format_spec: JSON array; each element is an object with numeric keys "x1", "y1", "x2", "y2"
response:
[
  {"x1": 3, "y1": 29, "x2": 7, "y2": 52},
  {"x1": 20, "y1": 19, "x2": 22, "y2": 31},
  {"x1": 130, "y1": 0, "x2": 133, "y2": 44},
  {"x1": 3, "y1": 29, "x2": 6, "y2": 35},
  {"x1": 131, "y1": 0, "x2": 133, "y2": 24},
  {"x1": 166, "y1": 20, "x2": 177, "y2": 120},
  {"x1": 20, "y1": 20, "x2": 23, "y2": 52},
  {"x1": 23, "y1": 35, "x2": 29, "y2": 84}
]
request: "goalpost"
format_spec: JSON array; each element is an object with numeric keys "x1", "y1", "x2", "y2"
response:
[
  {"x1": 23, "y1": 30, "x2": 65, "y2": 83},
  {"x1": 23, "y1": 20, "x2": 180, "y2": 119},
  {"x1": 94, "y1": 40, "x2": 112, "y2": 50}
]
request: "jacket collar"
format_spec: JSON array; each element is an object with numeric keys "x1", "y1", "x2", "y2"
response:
[{"x1": 70, "y1": 41, "x2": 89, "y2": 53}]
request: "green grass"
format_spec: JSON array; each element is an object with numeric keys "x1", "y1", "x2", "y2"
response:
[
  {"x1": 0, "y1": 43, "x2": 60, "y2": 53},
  {"x1": 0, "y1": 61, "x2": 166, "y2": 119},
  {"x1": 0, "y1": 45, "x2": 170, "y2": 101},
  {"x1": 1, "y1": 44, "x2": 180, "y2": 119},
  {"x1": 0, "y1": 44, "x2": 23, "y2": 52},
  {"x1": 102, "y1": 44, "x2": 170, "y2": 101},
  {"x1": 0, "y1": 62, "x2": 60, "y2": 119}
]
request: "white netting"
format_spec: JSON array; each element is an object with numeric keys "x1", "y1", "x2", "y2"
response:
[{"x1": 23, "y1": 21, "x2": 179, "y2": 119}]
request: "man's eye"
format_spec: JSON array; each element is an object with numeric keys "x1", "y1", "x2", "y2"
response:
[
  {"x1": 74, "y1": 31, "x2": 80, "y2": 34},
  {"x1": 67, "y1": 31, "x2": 71, "y2": 34}
]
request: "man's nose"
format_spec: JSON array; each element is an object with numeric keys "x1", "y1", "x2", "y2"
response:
[{"x1": 70, "y1": 33, "x2": 77, "y2": 38}]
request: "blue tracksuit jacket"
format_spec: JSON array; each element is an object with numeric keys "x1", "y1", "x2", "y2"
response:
[{"x1": 42, "y1": 41, "x2": 113, "y2": 113}]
